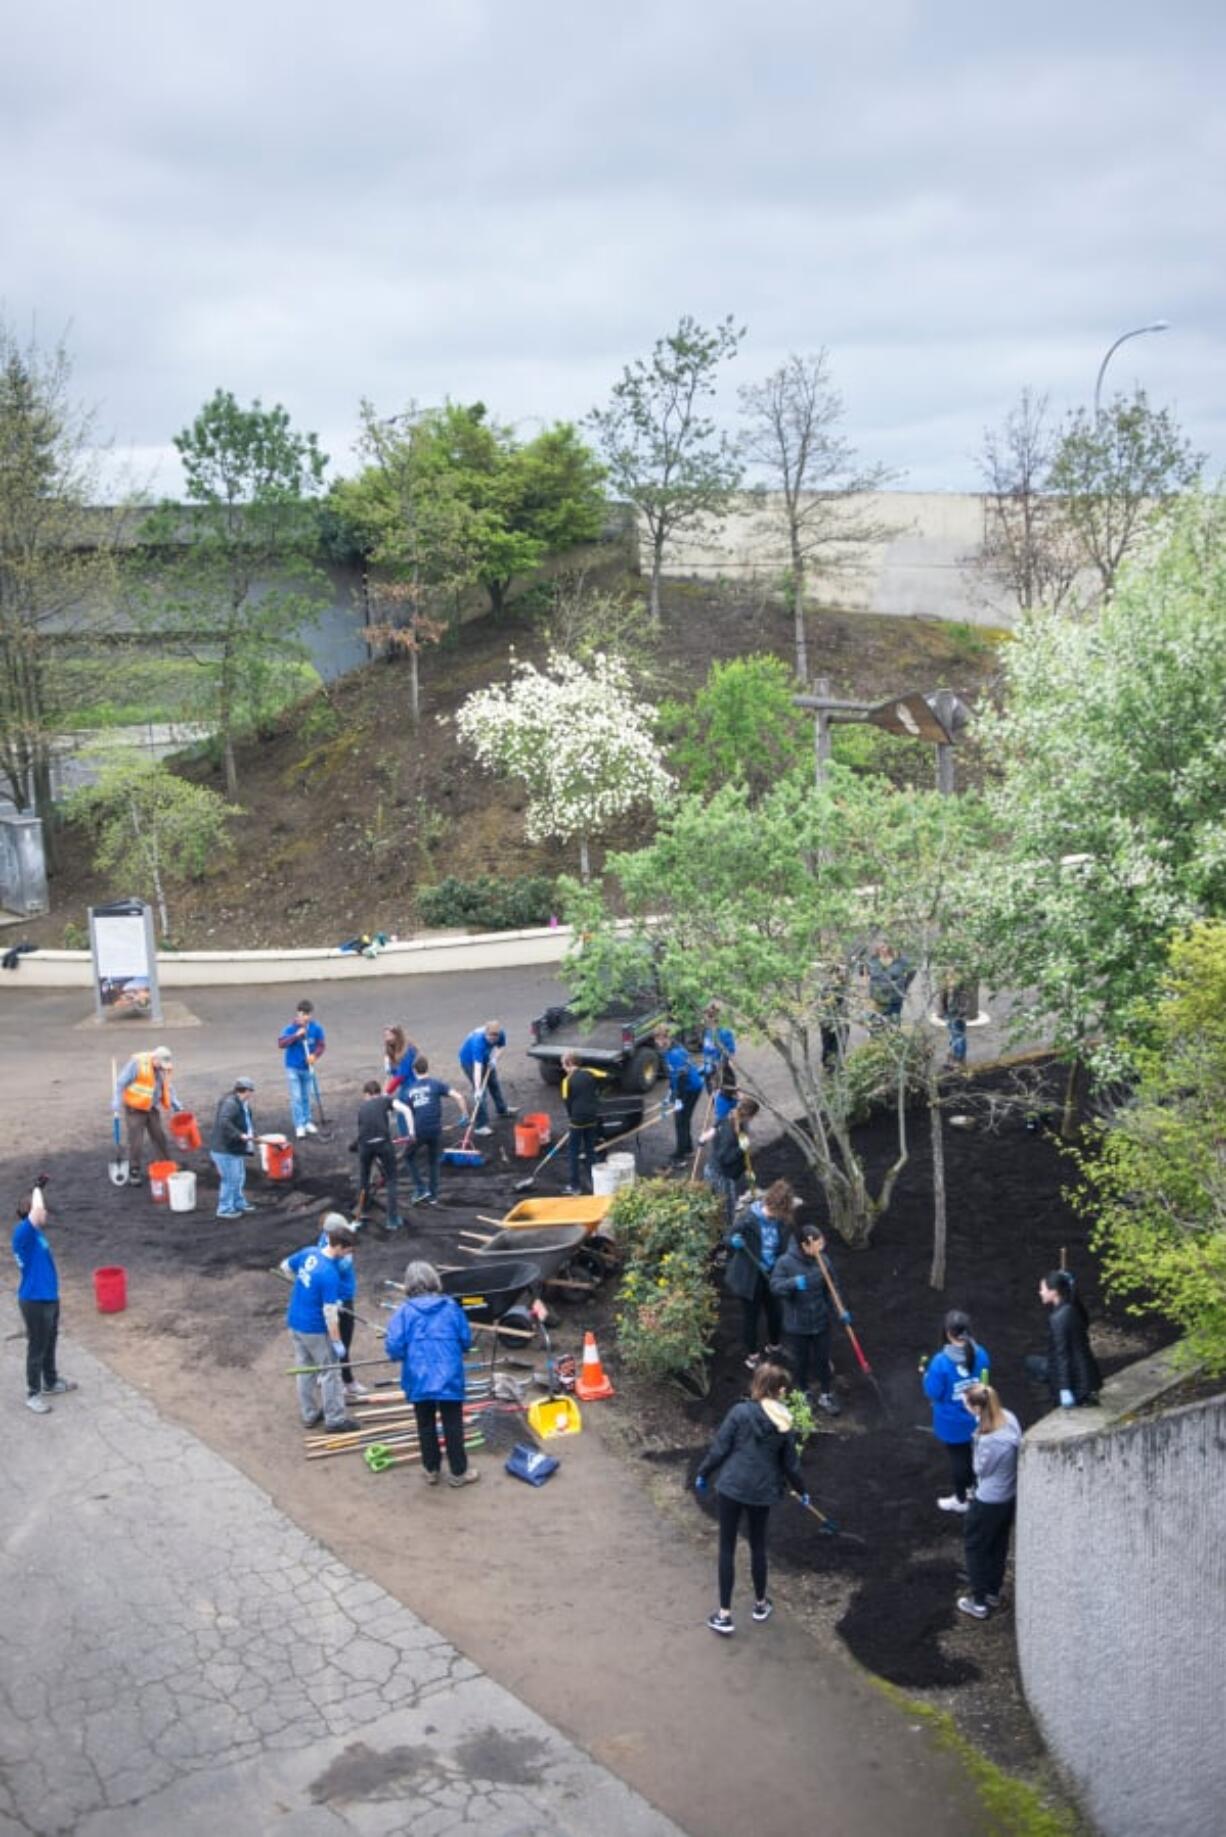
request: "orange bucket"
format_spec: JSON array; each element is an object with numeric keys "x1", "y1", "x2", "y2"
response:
[
  {"x1": 514, "y1": 1121, "x2": 542, "y2": 1159},
  {"x1": 522, "y1": 1111, "x2": 552, "y2": 1147},
  {"x1": 148, "y1": 1160, "x2": 179, "y2": 1203},
  {"x1": 265, "y1": 1139, "x2": 295, "y2": 1181},
  {"x1": 169, "y1": 1111, "x2": 202, "y2": 1151},
  {"x1": 93, "y1": 1266, "x2": 127, "y2": 1313}
]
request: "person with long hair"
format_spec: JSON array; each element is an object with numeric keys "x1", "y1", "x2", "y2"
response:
[
  {"x1": 957, "y1": 1382, "x2": 1021, "y2": 1620},
  {"x1": 1027, "y1": 1269, "x2": 1102, "y2": 1409},
  {"x1": 724, "y1": 1178, "x2": 792, "y2": 1370},
  {"x1": 922, "y1": 1308, "x2": 991, "y2": 1513},
  {"x1": 701, "y1": 1095, "x2": 760, "y2": 1230},
  {"x1": 694, "y1": 1360, "x2": 808, "y2": 1636}
]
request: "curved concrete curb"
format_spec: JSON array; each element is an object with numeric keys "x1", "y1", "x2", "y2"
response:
[{"x1": 0, "y1": 923, "x2": 576, "y2": 990}]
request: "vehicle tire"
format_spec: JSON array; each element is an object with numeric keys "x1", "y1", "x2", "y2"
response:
[
  {"x1": 622, "y1": 1046, "x2": 661, "y2": 1095},
  {"x1": 537, "y1": 1059, "x2": 564, "y2": 1086}
]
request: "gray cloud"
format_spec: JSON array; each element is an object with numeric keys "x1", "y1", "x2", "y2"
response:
[{"x1": 2, "y1": 0, "x2": 1222, "y2": 495}]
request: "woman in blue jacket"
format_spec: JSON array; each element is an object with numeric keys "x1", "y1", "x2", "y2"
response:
[
  {"x1": 922, "y1": 1309, "x2": 990, "y2": 1514},
  {"x1": 385, "y1": 1262, "x2": 477, "y2": 1487}
]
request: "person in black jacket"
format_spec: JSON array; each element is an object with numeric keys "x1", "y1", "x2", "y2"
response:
[
  {"x1": 770, "y1": 1222, "x2": 844, "y2": 1415},
  {"x1": 209, "y1": 1077, "x2": 257, "y2": 1220},
  {"x1": 694, "y1": 1361, "x2": 809, "y2": 1636},
  {"x1": 724, "y1": 1179, "x2": 793, "y2": 1370},
  {"x1": 351, "y1": 1080, "x2": 415, "y2": 1232},
  {"x1": 560, "y1": 1052, "x2": 609, "y2": 1195},
  {"x1": 1026, "y1": 1269, "x2": 1102, "y2": 1408},
  {"x1": 701, "y1": 1096, "x2": 760, "y2": 1229}
]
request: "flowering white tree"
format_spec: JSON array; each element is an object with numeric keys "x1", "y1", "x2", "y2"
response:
[{"x1": 455, "y1": 650, "x2": 673, "y2": 879}]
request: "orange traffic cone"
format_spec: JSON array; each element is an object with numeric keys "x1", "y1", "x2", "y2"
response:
[{"x1": 575, "y1": 1330, "x2": 615, "y2": 1401}]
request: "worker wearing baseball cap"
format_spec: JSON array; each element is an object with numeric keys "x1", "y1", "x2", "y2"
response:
[
  {"x1": 210, "y1": 1076, "x2": 257, "y2": 1220},
  {"x1": 114, "y1": 1045, "x2": 180, "y2": 1187}
]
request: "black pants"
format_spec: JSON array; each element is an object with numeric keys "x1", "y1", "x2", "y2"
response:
[
  {"x1": 568, "y1": 1125, "x2": 597, "y2": 1191},
  {"x1": 359, "y1": 1140, "x2": 399, "y2": 1221},
  {"x1": 406, "y1": 1133, "x2": 441, "y2": 1199},
  {"x1": 338, "y1": 1302, "x2": 356, "y2": 1386},
  {"x1": 740, "y1": 1279, "x2": 782, "y2": 1356},
  {"x1": 717, "y1": 1493, "x2": 771, "y2": 1610},
  {"x1": 20, "y1": 1299, "x2": 59, "y2": 1396},
  {"x1": 784, "y1": 1326, "x2": 831, "y2": 1393},
  {"x1": 945, "y1": 1439, "x2": 976, "y2": 1502},
  {"x1": 673, "y1": 1085, "x2": 701, "y2": 1157},
  {"x1": 414, "y1": 1399, "x2": 468, "y2": 1476},
  {"x1": 964, "y1": 1497, "x2": 1016, "y2": 1602}
]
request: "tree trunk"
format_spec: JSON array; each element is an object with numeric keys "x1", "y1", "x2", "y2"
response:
[
  {"x1": 578, "y1": 835, "x2": 591, "y2": 882},
  {"x1": 222, "y1": 733, "x2": 238, "y2": 802},
  {"x1": 928, "y1": 1094, "x2": 947, "y2": 1289},
  {"x1": 32, "y1": 748, "x2": 59, "y2": 873},
  {"x1": 791, "y1": 542, "x2": 808, "y2": 682},
  {"x1": 409, "y1": 643, "x2": 420, "y2": 725},
  {"x1": 1060, "y1": 1055, "x2": 1084, "y2": 1140},
  {"x1": 649, "y1": 538, "x2": 664, "y2": 621}
]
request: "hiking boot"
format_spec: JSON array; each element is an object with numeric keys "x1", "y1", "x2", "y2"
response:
[
  {"x1": 938, "y1": 1494, "x2": 971, "y2": 1514},
  {"x1": 706, "y1": 1610, "x2": 734, "y2": 1636},
  {"x1": 447, "y1": 1467, "x2": 480, "y2": 1488},
  {"x1": 817, "y1": 1391, "x2": 842, "y2": 1416},
  {"x1": 957, "y1": 1596, "x2": 990, "y2": 1620},
  {"x1": 25, "y1": 1394, "x2": 52, "y2": 1415},
  {"x1": 42, "y1": 1379, "x2": 77, "y2": 1395},
  {"x1": 325, "y1": 1417, "x2": 361, "y2": 1434},
  {"x1": 752, "y1": 1598, "x2": 774, "y2": 1622},
  {"x1": 422, "y1": 1468, "x2": 440, "y2": 1486}
]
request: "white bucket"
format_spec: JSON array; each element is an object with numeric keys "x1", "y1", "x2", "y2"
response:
[
  {"x1": 167, "y1": 1169, "x2": 197, "y2": 1213},
  {"x1": 592, "y1": 1164, "x2": 620, "y2": 1197},
  {"x1": 606, "y1": 1152, "x2": 637, "y2": 1190}
]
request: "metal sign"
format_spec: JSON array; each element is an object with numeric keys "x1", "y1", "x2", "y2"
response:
[{"x1": 89, "y1": 899, "x2": 163, "y2": 1023}]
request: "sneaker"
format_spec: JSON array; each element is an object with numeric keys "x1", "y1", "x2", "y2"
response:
[
  {"x1": 447, "y1": 1467, "x2": 481, "y2": 1487},
  {"x1": 473, "y1": 1125, "x2": 493, "y2": 1138},
  {"x1": 744, "y1": 1352, "x2": 761, "y2": 1371},
  {"x1": 238, "y1": 1201, "x2": 258, "y2": 1212},
  {"x1": 325, "y1": 1417, "x2": 361, "y2": 1434},
  {"x1": 25, "y1": 1394, "x2": 52, "y2": 1415},
  {"x1": 42, "y1": 1379, "x2": 78, "y2": 1395},
  {"x1": 423, "y1": 1195, "x2": 439, "y2": 1206},
  {"x1": 957, "y1": 1596, "x2": 990, "y2": 1620},
  {"x1": 128, "y1": 1171, "x2": 144, "y2": 1187},
  {"x1": 422, "y1": 1468, "x2": 440, "y2": 1486},
  {"x1": 752, "y1": 1598, "x2": 774, "y2": 1623},
  {"x1": 216, "y1": 1209, "x2": 244, "y2": 1220},
  {"x1": 344, "y1": 1382, "x2": 371, "y2": 1402},
  {"x1": 386, "y1": 1215, "x2": 405, "y2": 1232},
  {"x1": 410, "y1": 1190, "x2": 430, "y2": 1205},
  {"x1": 817, "y1": 1392, "x2": 842, "y2": 1417},
  {"x1": 562, "y1": 1185, "x2": 581, "y2": 1197},
  {"x1": 984, "y1": 1593, "x2": 1004, "y2": 1609},
  {"x1": 938, "y1": 1494, "x2": 971, "y2": 1514},
  {"x1": 502, "y1": 1106, "x2": 520, "y2": 1118},
  {"x1": 303, "y1": 1413, "x2": 324, "y2": 1429},
  {"x1": 706, "y1": 1610, "x2": 734, "y2": 1636},
  {"x1": 295, "y1": 1127, "x2": 307, "y2": 1140},
  {"x1": 304, "y1": 1122, "x2": 319, "y2": 1136}
]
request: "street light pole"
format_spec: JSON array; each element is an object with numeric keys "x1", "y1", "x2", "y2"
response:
[{"x1": 1093, "y1": 321, "x2": 1170, "y2": 418}]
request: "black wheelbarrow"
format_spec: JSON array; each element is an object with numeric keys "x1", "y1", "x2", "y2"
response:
[{"x1": 440, "y1": 1258, "x2": 543, "y2": 1343}]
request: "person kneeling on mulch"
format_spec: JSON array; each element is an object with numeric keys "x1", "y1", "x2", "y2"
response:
[{"x1": 384, "y1": 1261, "x2": 479, "y2": 1488}]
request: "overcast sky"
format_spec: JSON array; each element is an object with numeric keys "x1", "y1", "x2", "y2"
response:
[{"x1": 3, "y1": 0, "x2": 1223, "y2": 497}]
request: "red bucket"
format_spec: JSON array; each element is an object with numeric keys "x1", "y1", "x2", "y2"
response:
[
  {"x1": 514, "y1": 1122, "x2": 541, "y2": 1159},
  {"x1": 148, "y1": 1160, "x2": 179, "y2": 1203},
  {"x1": 265, "y1": 1139, "x2": 294, "y2": 1181},
  {"x1": 522, "y1": 1111, "x2": 552, "y2": 1147},
  {"x1": 94, "y1": 1265, "x2": 127, "y2": 1313},
  {"x1": 169, "y1": 1111, "x2": 202, "y2": 1152}
]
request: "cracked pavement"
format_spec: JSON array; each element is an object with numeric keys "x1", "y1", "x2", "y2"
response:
[{"x1": 0, "y1": 1335, "x2": 682, "y2": 1837}]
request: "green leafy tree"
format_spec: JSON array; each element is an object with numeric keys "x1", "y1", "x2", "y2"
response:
[
  {"x1": 561, "y1": 768, "x2": 988, "y2": 1246},
  {"x1": 141, "y1": 390, "x2": 329, "y2": 797},
  {"x1": 661, "y1": 654, "x2": 807, "y2": 800},
  {"x1": 1048, "y1": 388, "x2": 1203, "y2": 599},
  {"x1": 1079, "y1": 923, "x2": 1226, "y2": 1374},
  {"x1": 738, "y1": 350, "x2": 896, "y2": 681},
  {"x1": 588, "y1": 314, "x2": 744, "y2": 619},
  {"x1": 67, "y1": 758, "x2": 239, "y2": 938}
]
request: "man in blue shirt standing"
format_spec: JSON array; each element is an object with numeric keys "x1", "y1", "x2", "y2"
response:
[
  {"x1": 458, "y1": 1020, "x2": 518, "y2": 1136},
  {"x1": 402, "y1": 1056, "x2": 468, "y2": 1204},
  {"x1": 702, "y1": 1004, "x2": 739, "y2": 1122},
  {"x1": 655, "y1": 1026, "x2": 705, "y2": 1163},
  {"x1": 278, "y1": 1000, "x2": 326, "y2": 1140},
  {"x1": 12, "y1": 1183, "x2": 77, "y2": 1415},
  {"x1": 280, "y1": 1223, "x2": 360, "y2": 1433}
]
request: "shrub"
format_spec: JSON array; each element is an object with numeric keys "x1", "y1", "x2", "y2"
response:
[
  {"x1": 415, "y1": 873, "x2": 556, "y2": 931},
  {"x1": 610, "y1": 1177, "x2": 724, "y2": 1390},
  {"x1": 843, "y1": 1031, "x2": 929, "y2": 1124}
]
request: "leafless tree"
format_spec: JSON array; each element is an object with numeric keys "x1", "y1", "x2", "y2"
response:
[{"x1": 973, "y1": 389, "x2": 1082, "y2": 615}]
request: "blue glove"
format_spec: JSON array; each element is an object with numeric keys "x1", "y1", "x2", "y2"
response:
[
  {"x1": 840, "y1": 1310, "x2": 853, "y2": 1325},
  {"x1": 793, "y1": 1274, "x2": 807, "y2": 1291},
  {"x1": 694, "y1": 1474, "x2": 708, "y2": 1493},
  {"x1": 1059, "y1": 1389, "x2": 1075, "y2": 1408},
  {"x1": 330, "y1": 1341, "x2": 346, "y2": 1362},
  {"x1": 730, "y1": 1233, "x2": 745, "y2": 1250},
  {"x1": 800, "y1": 1493, "x2": 811, "y2": 1508}
]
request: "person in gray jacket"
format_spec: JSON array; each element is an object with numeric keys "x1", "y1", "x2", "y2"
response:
[
  {"x1": 769, "y1": 1222, "x2": 844, "y2": 1415},
  {"x1": 957, "y1": 1382, "x2": 1021, "y2": 1619}
]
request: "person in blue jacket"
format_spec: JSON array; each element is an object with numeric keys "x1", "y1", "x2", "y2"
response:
[
  {"x1": 279, "y1": 1225, "x2": 360, "y2": 1433},
  {"x1": 401, "y1": 1056, "x2": 468, "y2": 1204},
  {"x1": 701, "y1": 1004, "x2": 738, "y2": 1121},
  {"x1": 12, "y1": 1181, "x2": 77, "y2": 1415},
  {"x1": 655, "y1": 1027, "x2": 705, "y2": 1162},
  {"x1": 922, "y1": 1308, "x2": 991, "y2": 1513},
  {"x1": 277, "y1": 1000, "x2": 325, "y2": 1140},
  {"x1": 724, "y1": 1178, "x2": 792, "y2": 1368},
  {"x1": 458, "y1": 1020, "x2": 518, "y2": 1136},
  {"x1": 385, "y1": 1261, "x2": 478, "y2": 1487}
]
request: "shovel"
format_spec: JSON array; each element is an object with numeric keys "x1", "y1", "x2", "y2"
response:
[{"x1": 108, "y1": 1059, "x2": 129, "y2": 1186}]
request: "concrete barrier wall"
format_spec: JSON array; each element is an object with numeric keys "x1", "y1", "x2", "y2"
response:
[{"x1": 1016, "y1": 1365, "x2": 1226, "y2": 1837}]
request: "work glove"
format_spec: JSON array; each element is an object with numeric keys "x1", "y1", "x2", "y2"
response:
[
  {"x1": 330, "y1": 1341, "x2": 346, "y2": 1362},
  {"x1": 673, "y1": 1100, "x2": 683, "y2": 1113},
  {"x1": 840, "y1": 1310, "x2": 853, "y2": 1325},
  {"x1": 730, "y1": 1233, "x2": 745, "y2": 1250},
  {"x1": 738, "y1": 1133, "x2": 750, "y2": 1152},
  {"x1": 793, "y1": 1274, "x2": 807, "y2": 1291},
  {"x1": 694, "y1": 1474, "x2": 708, "y2": 1494},
  {"x1": 800, "y1": 1493, "x2": 811, "y2": 1508},
  {"x1": 1059, "y1": 1389, "x2": 1075, "y2": 1408}
]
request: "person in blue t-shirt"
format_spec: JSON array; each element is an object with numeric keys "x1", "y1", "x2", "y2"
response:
[
  {"x1": 277, "y1": 1000, "x2": 326, "y2": 1140},
  {"x1": 458, "y1": 1021, "x2": 518, "y2": 1135},
  {"x1": 655, "y1": 1027, "x2": 705, "y2": 1162},
  {"x1": 401, "y1": 1056, "x2": 468, "y2": 1203},
  {"x1": 315, "y1": 1211, "x2": 368, "y2": 1403},
  {"x1": 701, "y1": 1004, "x2": 739, "y2": 1121},
  {"x1": 279, "y1": 1224, "x2": 360, "y2": 1432},
  {"x1": 12, "y1": 1183, "x2": 77, "y2": 1414},
  {"x1": 922, "y1": 1309, "x2": 991, "y2": 1513}
]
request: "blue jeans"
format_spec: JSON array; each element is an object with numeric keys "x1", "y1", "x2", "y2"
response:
[
  {"x1": 286, "y1": 1065, "x2": 313, "y2": 1131},
  {"x1": 406, "y1": 1133, "x2": 441, "y2": 1199},
  {"x1": 469, "y1": 1064, "x2": 509, "y2": 1129},
  {"x1": 211, "y1": 1151, "x2": 247, "y2": 1215},
  {"x1": 946, "y1": 1018, "x2": 967, "y2": 1063}
]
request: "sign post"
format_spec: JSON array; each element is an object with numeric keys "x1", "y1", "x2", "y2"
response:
[{"x1": 88, "y1": 899, "x2": 162, "y2": 1024}]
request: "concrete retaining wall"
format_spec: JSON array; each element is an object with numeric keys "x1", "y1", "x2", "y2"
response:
[{"x1": 1016, "y1": 1356, "x2": 1226, "y2": 1837}]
